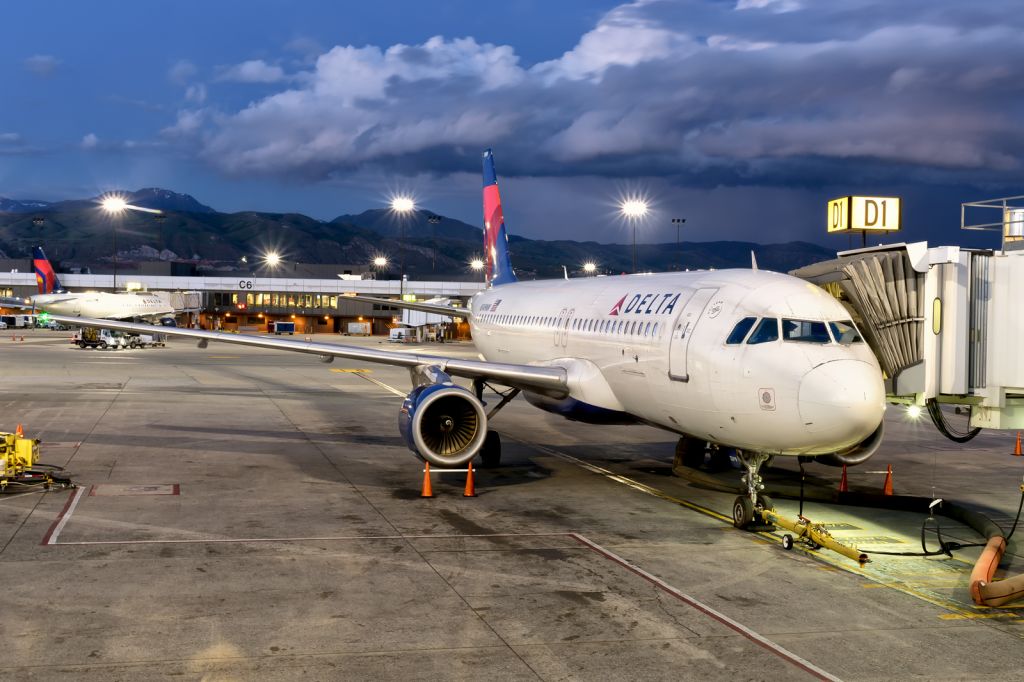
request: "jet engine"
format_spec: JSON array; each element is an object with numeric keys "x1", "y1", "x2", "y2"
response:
[
  {"x1": 814, "y1": 422, "x2": 885, "y2": 467},
  {"x1": 399, "y1": 376, "x2": 488, "y2": 468}
]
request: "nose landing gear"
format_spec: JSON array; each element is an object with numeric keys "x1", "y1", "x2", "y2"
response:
[{"x1": 732, "y1": 451, "x2": 774, "y2": 530}]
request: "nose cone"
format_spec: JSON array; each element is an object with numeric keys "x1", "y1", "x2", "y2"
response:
[{"x1": 799, "y1": 360, "x2": 885, "y2": 447}]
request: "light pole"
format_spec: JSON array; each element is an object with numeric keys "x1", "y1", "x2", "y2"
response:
[
  {"x1": 100, "y1": 194, "x2": 163, "y2": 290},
  {"x1": 620, "y1": 199, "x2": 649, "y2": 274},
  {"x1": 390, "y1": 197, "x2": 415, "y2": 299},
  {"x1": 427, "y1": 214, "x2": 441, "y2": 274},
  {"x1": 671, "y1": 217, "x2": 686, "y2": 270}
]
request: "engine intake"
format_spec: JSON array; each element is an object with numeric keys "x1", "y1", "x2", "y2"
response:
[{"x1": 399, "y1": 382, "x2": 487, "y2": 467}]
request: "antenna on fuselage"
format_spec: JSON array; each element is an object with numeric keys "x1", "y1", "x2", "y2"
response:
[
  {"x1": 562, "y1": 265, "x2": 569, "y2": 280},
  {"x1": 750, "y1": 251, "x2": 759, "y2": 271}
]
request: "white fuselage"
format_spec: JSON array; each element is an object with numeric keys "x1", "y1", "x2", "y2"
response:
[
  {"x1": 32, "y1": 291, "x2": 175, "y2": 321},
  {"x1": 469, "y1": 269, "x2": 885, "y2": 457}
]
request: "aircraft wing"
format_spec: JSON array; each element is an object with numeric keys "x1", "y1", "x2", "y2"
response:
[
  {"x1": 48, "y1": 314, "x2": 566, "y2": 396},
  {"x1": 0, "y1": 297, "x2": 33, "y2": 310},
  {"x1": 342, "y1": 294, "x2": 471, "y2": 318}
]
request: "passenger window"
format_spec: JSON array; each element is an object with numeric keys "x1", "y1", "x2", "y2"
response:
[
  {"x1": 829, "y1": 320, "x2": 863, "y2": 344},
  {"x1": 726, "y1": 317, "x2": 757, "y2": 345},
  {"x1": 782, "y1": 319, "x2": 831, "y2": 344},
  {"x1": 747, "y1": 318, "x2": 779, "y2": 344},
  {"x1": 644, "y1": 322, "x2": 651, "y2": 337}
]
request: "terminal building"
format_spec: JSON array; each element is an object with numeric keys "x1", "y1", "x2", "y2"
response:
[{"x1": 0, "y1": 259, "x2": 482, "y2": 337}]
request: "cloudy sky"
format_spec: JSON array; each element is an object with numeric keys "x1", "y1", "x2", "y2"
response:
[{"x1": 2, "y1": 0, "x2": 1022, "y2": 247}]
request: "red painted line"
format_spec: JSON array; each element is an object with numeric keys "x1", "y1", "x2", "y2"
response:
[
  {"x1": 571, "y1": 533, "x2": 842, "y2": 682},
  {"x1": 41, "y1": 487, "x2": 86, "y2": 546}
]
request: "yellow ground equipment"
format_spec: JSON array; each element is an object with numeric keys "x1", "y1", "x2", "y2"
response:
[
  {"x1": 0, "y1": 430, "x2": 73, "y2": 492},
  {"x1": 761, "y1": 507, "x2": 869, "y2": 567}
]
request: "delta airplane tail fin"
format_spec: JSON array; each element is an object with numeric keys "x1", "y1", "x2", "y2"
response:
[
  {"x1": 482, "y1": 148, "x2": 517, "y2": 287},
  {"x1": 32, "y1": 246, "x2": 64, "y2": 294}
]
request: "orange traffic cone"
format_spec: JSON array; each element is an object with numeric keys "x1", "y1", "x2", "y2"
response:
[
  {"x1": 1013, "y1": 432, "x2": 1022, "y2": 457},
  {"x1": 15, "y1": 423, "x2": 24, "y2": 437},
  {"x1": 882, "y1": 464, "x2": 894, "y2": 496},
  {"x1": 420, "y1": 462, "x2": 434, "y2": 498},
  {"x1": 463, "y1": 463, "x2": 476, "y2": 498},
  {"x1": 839, "y1": 464, "x2": 849, "y2": 493}
]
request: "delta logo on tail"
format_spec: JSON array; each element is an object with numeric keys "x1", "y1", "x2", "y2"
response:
[
  {"x1": 609, "y1": 293, "x2": 682, "y2": 316},
  {"x1": 481, "y1": 149, "x2": 517, "y2": 287},
  {"x1": 32, "y1": 246, "x2": 62, "y2": 294}
]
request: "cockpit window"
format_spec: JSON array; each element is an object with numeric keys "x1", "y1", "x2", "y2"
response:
[
  {"x1": 726, "y1": 317, "x2": 757, "y2": 344},
  {"x1": 747, "y1": 318, "x2": 779, "y2": 344},
  {"x1": 782, "y1": 319, "x2": 831, "y2": 343},
  {"x1": 829, "y1": 320, "x2": 864, "y2": 344}
]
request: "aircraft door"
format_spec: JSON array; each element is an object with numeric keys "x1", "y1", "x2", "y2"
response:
[
  {"x1": 554, "y1": 307, "x2": 574, "y2": 348},
  {"x1": 668, "y1": 287, "x2": 718, "y2": 382}
]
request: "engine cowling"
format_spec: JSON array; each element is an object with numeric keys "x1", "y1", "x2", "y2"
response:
[
  {"x1": 399, "y1": 382, "x2": 488, "y2": 467},
  {"x1": 814, "y1": 421, "x2": 885, "y2": 467}
]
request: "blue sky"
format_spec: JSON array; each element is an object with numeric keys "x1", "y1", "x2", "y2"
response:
[{"x1": 2, "y1": 0, "x2": 1022, "y2": 248}]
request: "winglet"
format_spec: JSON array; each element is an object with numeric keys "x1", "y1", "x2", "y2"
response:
[
  {"x1": 750, "y1": 250, "x2": 759, "y2": 271},
  {"x1": 482, "y1": 149, "x2": 517, "y2": 287}
]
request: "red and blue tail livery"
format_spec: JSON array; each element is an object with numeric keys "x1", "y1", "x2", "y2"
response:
[
  {"x1": 33, "y1": 246, "x2": 64, "y2": 294},
  {"x1": 482, "y1": 149, "x2": 517, "y2": 287}
]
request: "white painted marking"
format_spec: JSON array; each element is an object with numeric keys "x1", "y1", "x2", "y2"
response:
[{"x1": 45, "y1": 486, "x2": 86, "y2": 545}]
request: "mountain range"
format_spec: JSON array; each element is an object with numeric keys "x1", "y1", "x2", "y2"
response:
[{"x1": 0, "y1": 188, "x2": 835, "y2": 278}]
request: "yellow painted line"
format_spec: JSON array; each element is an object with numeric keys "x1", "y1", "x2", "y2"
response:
[
  {"x1": 333, "y1": 371, "x2": 406, "y2": 398},
  {"x1": 330, "y1": 368, "x2": 374, "y2": 373}
]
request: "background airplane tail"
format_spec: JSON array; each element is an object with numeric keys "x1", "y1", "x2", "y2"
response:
[
  {"x1": 482, "y1": 149, "x2": 518, "y2": 287},
  {"x1": 32, "y1": 246, "x2": 63, "y2": 294}
]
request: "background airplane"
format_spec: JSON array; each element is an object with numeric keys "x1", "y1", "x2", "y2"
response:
[
  {"x1": 49, "y1": 149, "x2": 886, "y2": 529},
  {"x1": 9, "y1": 247, "x2": 176, "y2": 322}
]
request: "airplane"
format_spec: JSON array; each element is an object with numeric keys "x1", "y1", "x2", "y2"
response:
[
  {"x1": 14, "y1": 247, "x2": 176, "y2": 322},
  {"x1": 48, "y1": 148, "x2": 887, "y2": 530}
]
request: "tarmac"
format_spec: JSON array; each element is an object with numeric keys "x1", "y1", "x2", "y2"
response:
[{"x1": 2, "y1": 329, "x2": 1023, "y2": 680}]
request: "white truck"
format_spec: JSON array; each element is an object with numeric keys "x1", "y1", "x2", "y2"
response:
[{"x1": 74, "y1": 328, "x2": 129, "y2": 350}]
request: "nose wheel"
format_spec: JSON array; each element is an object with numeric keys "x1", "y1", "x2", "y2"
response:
[{"x1": 732, "y1": 450, "x2": 774, "y2": 530}]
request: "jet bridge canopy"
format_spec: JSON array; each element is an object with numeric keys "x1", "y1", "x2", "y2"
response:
[{"x1": 793, "y1": 242, "x2": 1024, "y2": 431}]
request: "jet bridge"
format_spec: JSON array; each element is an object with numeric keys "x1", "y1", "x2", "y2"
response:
[{"x1": 793, "y1": 238, "x2": 1024, "y2": 436}]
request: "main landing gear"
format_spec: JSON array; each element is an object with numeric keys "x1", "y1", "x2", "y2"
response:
[
  {"x1": 473, "y1": 379, "x2": 520, "y2": 469},
  {"x1": 732, "y1": 450, "x2": 774, "y2": 530}
]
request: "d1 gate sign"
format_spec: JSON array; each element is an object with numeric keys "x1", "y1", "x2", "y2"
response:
[{"x1": 828, "y1": 196, "x2": 902, "y2": 233}]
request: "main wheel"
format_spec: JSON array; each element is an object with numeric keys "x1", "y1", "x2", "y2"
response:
[
  {"x1": 732, "y1": 496, "x2": 755, "y2": 529},
  {"x1": 480, "y1": 430, "x2": 501, "y2": 468}
]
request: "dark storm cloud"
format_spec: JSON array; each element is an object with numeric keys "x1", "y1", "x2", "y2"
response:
[{"x1": 173, "y1": 0, "x2": 1024, "y2": 199}]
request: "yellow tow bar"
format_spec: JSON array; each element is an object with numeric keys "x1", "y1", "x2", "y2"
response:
[{"x1": 761, "y1": 507, "x2": 869, "y2": 567}]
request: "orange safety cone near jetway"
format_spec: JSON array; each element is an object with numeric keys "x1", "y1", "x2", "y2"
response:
[
  {"x1": 1013, "y1": 432, "x2": 1022, "y2": 457},
  {"x1": 15, "y1": 423, "x2": 24, "y2": 437},
  {"x1": 839, "y1": 464, "x2": 849, "y2": 493},
  {"x1": 463, "y1": 463, "x2": 476, "y2": 498},
  {"x1": 882, "y1": 465, "x2": 894, "y2": 496},
  {"x1": 420, "y1": 462, "x2": 434, "y2": 498}
]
